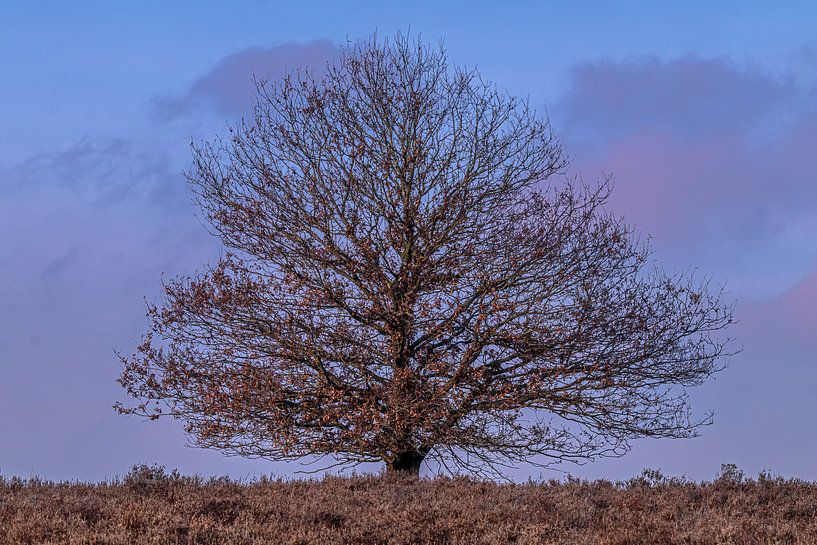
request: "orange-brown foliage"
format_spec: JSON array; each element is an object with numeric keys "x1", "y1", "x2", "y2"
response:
[{"x1": 2, "y1": 465, "x2": 815, "y2": 544}]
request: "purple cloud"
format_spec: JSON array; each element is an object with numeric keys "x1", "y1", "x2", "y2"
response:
[
  {"x1": 557, "y1": 57, "x2": 817, "y2": 293},
  {"x1": 558, "y1": 56, "x2": 795, "y2": 144},
  {"x1": 154, "y1": 40, "x2": 337, "y2": 119},
  {"x1": 741, "y1": 270, "x2": 817, "y2": 353}
]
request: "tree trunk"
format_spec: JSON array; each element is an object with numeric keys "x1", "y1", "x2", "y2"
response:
[{"x1": 386, "y1": 449, "x2": 427, "y2": 475}]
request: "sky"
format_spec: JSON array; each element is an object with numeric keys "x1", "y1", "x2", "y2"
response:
[{"x1": 1, "y1": 0, "x2": 816, "y2": 482}]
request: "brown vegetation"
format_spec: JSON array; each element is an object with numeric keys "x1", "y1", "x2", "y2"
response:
[{"x1": 2, "y1": 465, "x2": 815, "y2": 544}]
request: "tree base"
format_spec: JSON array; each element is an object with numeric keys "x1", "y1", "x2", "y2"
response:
[{"x1": 386, "y1": 450, "x2": 427, "y2": 475}]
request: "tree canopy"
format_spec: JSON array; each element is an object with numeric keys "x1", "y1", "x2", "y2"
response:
[{"x1": 117, "y1": 33, "x2": 735, "y2": 476}]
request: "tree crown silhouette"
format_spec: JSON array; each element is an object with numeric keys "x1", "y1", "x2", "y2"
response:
[{"x1": 117, "y1": 34, "x2": 735, "y2": 476}]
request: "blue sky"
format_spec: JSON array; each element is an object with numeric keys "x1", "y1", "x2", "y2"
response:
[{"x1": 1, "y1": 1, "x2": 816, "y2": 482}]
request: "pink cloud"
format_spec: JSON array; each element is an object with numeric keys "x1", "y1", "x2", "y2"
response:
[
  {"x1": 572, "y1": 119, "x2": 817, "y2": 256},
  {"x1": 740, "y1": 270, "x2": 817, "y2": 351},
  {"x1": 581, "y1": 130, "x2": 752, "y2": 242},
  {"x1": 556, "y1": 57, "x2": 817, "y2": 299}
]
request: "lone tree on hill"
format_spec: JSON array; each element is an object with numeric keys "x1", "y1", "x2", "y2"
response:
[{"x1": 117, "y1": 34, "x2": 735, "y2": 476}]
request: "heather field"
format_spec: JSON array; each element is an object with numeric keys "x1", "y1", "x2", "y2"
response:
[{"x1": 2, "y1": 466, "x2": 816, "y2": 545}]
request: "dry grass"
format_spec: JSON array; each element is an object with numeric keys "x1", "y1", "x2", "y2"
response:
[{"x1": 1, "y1": 464, "x2": 816, "y2": 544}]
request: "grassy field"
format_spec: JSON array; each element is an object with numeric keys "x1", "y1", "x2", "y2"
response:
[{"x1": 1, "y1": 465, "x2": 815, "y2": 544}]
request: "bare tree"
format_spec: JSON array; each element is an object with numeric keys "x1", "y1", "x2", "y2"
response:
[{"x1": 117, "y1": 33, "x2": 735, "y2": 476}]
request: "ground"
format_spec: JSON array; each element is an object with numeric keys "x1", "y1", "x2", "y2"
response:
[{"x1": 1, "y1": 466, "x2": 815, "y2": 544}]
